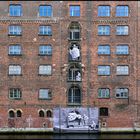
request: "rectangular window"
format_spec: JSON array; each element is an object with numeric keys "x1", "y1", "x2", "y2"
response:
[
  {"x1": 39, "y1": 65, "x2": 52, "y2": 75},
  {"x1": 98, "y1": 6, "x2": 110, "y2": 17},
  {"x1": 116, "y1": 6, "x2": 129, "y2": 17},
  {"x1": 39, "y1": 89, "x2": 52, "y2": 99},
  {"x1": 39, "y1": 45, "x2": 52, "y2": 55},
  {"x1": 98, "y1": 25, "x2": 110, "y2": 35},
  {"x1": 98, "y1": 45, "x2": 110, "y2": 55},
  {"x1": 9, "y1": 65, "x2": 21, "y2": 75},
  {"x1": 98, "y1": 66, "x2": 110, "y2": 76},
  {"x1": 9, "y1": 25, "x2": 22, "y2": 35},
  {"x1": 98, "y1": 88, "x2": 110, "y2": 98},
  {"x1": 9, "y1": 88, "x2": 21, "y2": 99},
  {"x1": 39, "y1": 26, "x2": 52, "y2": 35},
  {"x1": 116, "y1": 45, "x2": 129, "y2": 55},
  {"x1": 39, "y1": 5, "x2": 52, "y2": 17},
  {"x1": 9, "y1": 4, "x2": 22, "y2": 16},
  {"x1": 116, "y1": 26, "x2": 128, "y2": 35},
  {"x1": 9, "y1": 45, "x2": 21, "y2": 55},
  {"x1": 70, "y1": 5, "x2": 80, "y2": 17},
  {"x1": 115, "y1": 88, "x2": 128, "y2": 98},
  {"x1": 116, "y1": 66, "x2": 129, "y2": 75}
]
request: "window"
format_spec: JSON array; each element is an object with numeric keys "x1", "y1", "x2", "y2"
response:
[
  {"x1": 39, "y1": 65, "x2": 52, "y2": 75},
  {"x1": 39, "y1": 25, "x2": 52, "y2": 35},
  {"x1": 98, "y1": 66, "x2": 110, "y2": 76},
  {"x1": 68, "y1": 65, "x2": 81, "y2": 81},
  {"x1": 9, "y1": 110, "x2": 15, "y2": 118},
  {"x1": 98, "y1": 45, "x2": 110, "y2": 55},
  {"x1": 39, "y1": 89, "x2": 52, "y2": 99},
  {"x1": 46, "y1": 110, "x2": 52, "y2": 118},
  {"x1": 16, "y1": 110, "x2": 22, "y2": 117},
  {"x1": 116, "y1": 6, "x2": 129, "y2": 17},
  {"x1": 115, "y1": 88, "x2": 128, "y2": 98},
  {"x1": 70, "y1": 5, "x2": 80, "y2": 17},
  {"x1": 98, "y1": 25, "x2": 110, "y2": 35},
  {"x1": 116, "y1": 66, "x2": 129, "y2": 75},
  {"x1": 116, "y1": 45, "x2": 129, "y2": 55},
  {"x1": 39, "y1": 110, "x2": 45, "y2": 117},
  {"x1": 69, "y1": 43, "x2": 80, "y2": 61},
  {"x1": 9, "y1": 65, "x2": 21, "y2": 75},
  {"x1": 99, "y1": 107, "x2": 108, "y2": 116},
  {"x1": 98, "y1": 88, "x2": 110, "y2": 98},
  {"x1": 9, "y1": 25, "x2": 22, "y2": 35},
  {"x1": 9, "y1": 4, "x2": 22, "y2": 16},
  {"x1": 9, "y1": 88, "x2": 22, "y2": 99},
  {"x1": 39, "y1": 45, "x2": 52, "y2": 55},
  {"x1": 98, "y1": 6, "x2": 110, "y2": 17},
  {"x1": 39, "y1": 5, "x2": 52, "y2": 17},
  {"x1": 69, "y1": 22, "x2": 80, "y2": 40},
  {"x1": 116, "y1": 26, "x2": 128, "y2": 35},
  {"x1": 68, "y1": 86, "x2": 81, "y2": 105},
  {"x1": 9, "y1": 45, "x2": 21, "y2": 55}
]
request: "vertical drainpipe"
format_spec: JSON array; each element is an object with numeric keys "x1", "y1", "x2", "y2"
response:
[
  {"x1": 59, "y1": 1, "x2": 62, "y2": 133},
  {"x1": 86, "y1": 1, "x2": 92, "y2": 133}
]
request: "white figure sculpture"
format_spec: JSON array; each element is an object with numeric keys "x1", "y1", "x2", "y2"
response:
[
  {"x1": 69, "y1": 44, "x2": 80, "y2": 60},
  {"x1": 76, "y1": 71, "x2": 81, "y2": 81}
]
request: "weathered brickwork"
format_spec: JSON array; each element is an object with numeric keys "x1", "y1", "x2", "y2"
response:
[{"x1": 0, "y1": 1, "x2": 138, "y2": 129}]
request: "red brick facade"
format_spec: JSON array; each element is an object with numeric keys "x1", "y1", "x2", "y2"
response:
[{"x1": 0, "y1": 1, "x2": 139, "y2": 129}]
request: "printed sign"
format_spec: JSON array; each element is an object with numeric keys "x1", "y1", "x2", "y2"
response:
[{"x1": 53, "y1": 107, "x2": 99, "y2": 133}]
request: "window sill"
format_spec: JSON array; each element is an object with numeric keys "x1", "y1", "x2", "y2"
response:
[
  {"x1": 38, "y1": 54, "x2": 52, "y2": 56},
  {"x1": 98, "y1": 97, "x2": 110, "y2": 99},
  {"x1": 116, "y1": 34, "x2": 129, "y2": 36},
  {"x1": 98, "y1": 75, "x2": 110, "y2": 76},
  {"x1": 9, "y1": 98, "x2": 22, "y2": 100},
  {"x1": 116, "y1": 54, "x2": 129, "y2": 56},
  {"x1": 98, "y1": 54, "x2": 111, "y2": 56},
  {"x1": 67, "y1": 80, "x2": 82, "y2": 82},
  {"x1": 68, "y1": 59, "x2": 81, "y2": 62},
  {"x1": 8, "y1": 34, "x2": 22, "y2": 36},
  {"x1": 68, "y1": 38, "x2": 81, "y2": 41},
  {"x1": 38, "y1": 34, "x2": 52, "y2": 36},
  {"x1": 38, "y1": 74, "x2": 52, "y2": 76},
  {"x1": 38, "y1": 98, "x2": 52, "y2": 100},
  {"x1": 115, "y1": 97, "x2": 128, "y2": 99},
  {"x1": 116, "y1": 74, "x2": 129, "y2": 76},
  {"x1": 8, "y1": 74, "x2": 22, "y2": 76},
  {"x1": 8, "y1": 54, "x2": 22, "y2": 56},
  {"x1": 98, "y1": 35, "x2": 110, "y2": 36},
  {"x1": 67, "y1": 103, "x2": 81, "y2": 106}
]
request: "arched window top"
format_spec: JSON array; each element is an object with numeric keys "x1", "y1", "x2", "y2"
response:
[
  {"x1": 46, "y1": 110, "x2": 52, "y2": 118},
  {"x1": 16, "y1": 110, "x2": 22, "y2": 117},
  {"x1": 69, "y1": 22, "x2": 81, "y2": 30},
  {"x1": 39, "y1": 110, "x2": 45, "y2": 117},
  {"x1": 9, "y1": 110, "x2": 15, "y2": 118}
]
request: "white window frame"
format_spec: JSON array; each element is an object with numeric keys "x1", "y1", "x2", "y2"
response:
[
  {"x1": 98, "y1": 45, "x2": 110, "y2": 55},
  {"x1": 98, "y1": 6, "x2": 110, "y2": 17},
  {"x1": 98, "y1": 88, "x2": 110, "y2": 98},
  {"x1": 39, "y1": 45, "x2": 52, "y2": 55},
  {"x1": 98, "y1": 25, "x2": 110, "y2": 35},
  {"x1": 116, "y1": 66, "x2": 129, "y2": 75},
  {"x1": 116, "y1": 5, "x2": 129, "y2": 17},
  {"x1": 9, "y1": 88, "x2": 21, "y2": 99},
  {"x1": 9, "y1": 25, "x2": 22, "y2": 35},
  {"x1": 9, "y1": 65, "x2": 21, "y2": 75},
  {"x1": 39, "y1": 65, "x2": 52, "y2": 75},
  {"x1": 39, "y1": 89, "x2": 52, "y2": 99},
  {"x1": 116, "y1": 45, "x2": 129, "y2": 55},
  {"x1": 116, "y1": 26, "x2": 129, "y2": 35},
  {"x1": 9, "y1": 4, "x2": 22, "y2": 16},
  {"x1": 98, "y1": 66, "x2": 110, "y2": 75},
  {"x1": 9, "y1": 45, "x2": 21, "y2": 55},
  {"x1": 115, "y1": 88, "x2": 128, "y2": 98},
  {"x1": 39, "y1": 26, "x2": 52, "y2": 35}
]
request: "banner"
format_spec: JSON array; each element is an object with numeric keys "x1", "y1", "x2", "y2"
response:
[{"x1": 53, "y1": 107, "x2": 99, "y2": 133}]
